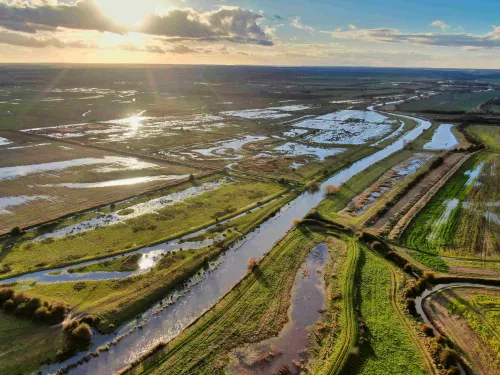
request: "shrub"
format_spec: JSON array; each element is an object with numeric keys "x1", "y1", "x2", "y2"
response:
[
  {"x1": 325, "y1": 184, "x2": 340, "y2": 195},
  {"x1": 189, "y1": 174, "x2": 195, "y2": 182},
  {"x1": 292, "y1": 219, "x2": 302, "y2": 227},
  {"x1": 3, "y1": 299, "x2": 16, "y2": 312},
  {"x1": 307, "y1": 180, "x2": 319, "y2": 192},
  {"x1": 445, "y1": 366, "x2": 460, "y2": 375},
  {"x1": 421, "y1": 324, "x2": 434, "y2": 337},
  {"x1": 72, "y1": 323, "x2": 92, "y2": 342},
  {"x1": 12, "y1": 291, "x2": 27, "y2": 305},
  {"x1": 0, "y1": 287, "x2": 14, "y2": 303},
  {"x1": 423, "y1": 271, "x2": 436, "y2": 283},
  {"x1": 439, "y1": 348, "x2": 459, "y2": 368},
  {"x1": 10, "y1": 226, "x2": 22, "y2": 236},
  {"x1": 247, "y1": 258, "x2": 258, "y2": 270},
  {"x1": 405, "y1": 298, "x2": 417, "y2": 316},
  {"x1": 49, "y1": 303, "x2": 67, "y2": 323},
  {"x1": 34, "y1": 306, "x2": 51, "y2": 322},
  {"x1": 276, "y1": 366, "x2": 293, "y2": 375}
]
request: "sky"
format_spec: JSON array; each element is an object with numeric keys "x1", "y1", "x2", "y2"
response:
[{"x1": 1, "y1": 0, "x2": 500, "y2": 68}]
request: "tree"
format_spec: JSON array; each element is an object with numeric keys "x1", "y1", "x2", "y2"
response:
[
  {"x1": 325, "y1": 184, "x2": 340, "y2": 195},
  {"x1": 71, "y1": 323, "x2": 92, "y2": 342},
  {"x1": 247, "y1": 258, "x2": 258, "y2": 270}
]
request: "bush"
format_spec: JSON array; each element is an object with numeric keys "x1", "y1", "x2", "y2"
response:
[
  {"x1": 406, "y1": 298, "x2": 417, "y2": 316},
  {"x1": 34, "y1": 306, "x2": 51, "y2": 322},
  {"x1": 189, "y1": 174, "x2": 195, "y2": 182},
  {"x1": 421, "y1": 324, "x2": 434, "y2": 337},
  {"x1": 10, "y1": 226, "x2": 22, "y2": 236},
  {"x1": 3, "y1": 299, "x2": 16, "y2": 312},
  {"x1": 72, "y1": 323, "x2": 92, "y2": 342},
  {"x1": 0, "y1": 287, "x2": 14, "y2": 303},
  {"x1": 307, "y1": 180, "x2": 319, "y2": 192},
  {"x1": 445, "y1": 366, "x2": 460, "y2": 375},
  {"x1": 325, "y1": 184, "x2": 340, "y2": 195},
  {"x1": 247, "y1": 258, "x2": 258, "y2": 270},
  {"x1": 12, "y1": 291, "x2": 27, "y2": 305},
  {"x1": 49, "y1": 303, "x2": 67, "y2": 323},
  {"x1": 439, "y1": 348, "x2": 459, "y2": 368}
]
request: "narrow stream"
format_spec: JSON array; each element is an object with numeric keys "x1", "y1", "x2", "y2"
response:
[
  {"x1": 30, "y1": 112, "x2": 431, "y2": 375},
  {"x1": 226, "y1": 243, "x2": 327, "y2": 375}
]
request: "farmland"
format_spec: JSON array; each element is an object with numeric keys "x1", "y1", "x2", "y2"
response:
[
  {"x1": 423, "y1": 287, "x2": 500, "y2": 375},
  {"x1": 2, "y1": 65, "x2": 500, "y2": 375}
]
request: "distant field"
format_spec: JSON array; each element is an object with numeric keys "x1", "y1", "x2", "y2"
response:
[
  {"x1": 424, "y1": 287, "x2": 500, "y2": 375},
  {"x1": 400, "y1": 91, "x2": 500, "y2": 113}
]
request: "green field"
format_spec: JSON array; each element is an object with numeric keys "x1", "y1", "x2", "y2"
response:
[
  {"x1": 400, "y1": 91, "x2": 500, "y2": 113},
  {"x1": 426, "y1": 287, "x2": 500, "y2": 374},
  {"x1": 343, "y1": 246, "x2": 428, "y2": 375},
  {"x1": 120, "y1": 227, "x2": 324, "y2": 375},
  {"x1": 318, "y1": 150, "x2": 419, "y2": 223},
  {"x1": 402, "y1": 152, "x2": 500, "y2": 261},
  {"x1": 0, "y1": 311, "x2": 64, "y2": 375},
  {"x1": 0, "y1": 177, "x2": 286, "y2": 278}
]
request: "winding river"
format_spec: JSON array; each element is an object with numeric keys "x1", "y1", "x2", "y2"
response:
[{"x1": 19, "y1": 112, "x2": 431, "y2": 375}]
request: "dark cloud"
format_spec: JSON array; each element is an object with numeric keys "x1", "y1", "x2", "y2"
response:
[
  {"x1": 0, "y1": 0, "x2": 126, "y2": 34},
  {"x1": 168, "y1": 44, "x2": 199, "y2": 54},
  {"x1": 0, "y1": 30, "x2": 95, "y2": 48},
  {"x1": 326, "y1": 27, "x2": 500, "y2": 49},
  {"x1": 0, "y1": 1, "x2": 273, "y2": 45}
]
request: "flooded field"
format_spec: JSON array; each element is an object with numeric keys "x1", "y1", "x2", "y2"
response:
[{"x1": 423, "y1": 124, "x2": 459, "y2": 150}]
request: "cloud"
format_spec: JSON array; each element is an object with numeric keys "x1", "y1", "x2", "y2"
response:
[
  {"x1": 290, "y1": 16, "x2": 315, "y2": 33},
  {"x1": 0, "y1": 1, "x2": 273, "y2": 45},
  {"x1": 168, "y1": 44, "x2": 198, "y2": 54},
  {"x1": 430, "y1": 20, "x2": 450, "y2": 30},
  {"x1": 324, "y1": 26, "x2": 500, "y2": 49},
  {"x1": 0, "y1": 29, "x2": 95, "y2": 48}
]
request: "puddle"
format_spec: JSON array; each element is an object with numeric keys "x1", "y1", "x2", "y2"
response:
[
  {"x1": 2, "y1": 143, "x2": 52, "y2": 150},
  {"x1": 0, "y1": 195, "x2": 52, "y2": 215},
  {"x1": 294, "y1": 110, "x2": 395, "y2": 145},
  {"x1": 274, "y1": 142, "x2": 345, "y2": 161},
  {"x1": 226, "y1": 244, "x2": 327, "y2": 375},
  {"x1": 0, "y1": 137, "x2": 11, "y2": 146},
  {"x1": 268, "y1": 104, "x2": 313, "y2": 111},
  {"x1": 428, "y1": 199, "x2": 460, "y2": 241},
  {"x1": 39, "y1": 175, "x2": 189, "y2": 188},
  {"x1": 32, "y1": 179, "x2": 227, "y2": 241},
  {"x1": 222, "y1": 109, "x2": 292, "y2": 119},
  {"x1": 423, "y1": 124, "x2": 459, "y2": 150},
  {"x1": 464, "y1": 161, "x2": 486, "y2": 187},
  {"x1": 193, "y1": 136, "x2": 267, "y2": 159},
  {"x1": 283, "y1": 129, "x2": 308, "y2": 137},
  {"x1": 0, "y1": 156, "x2": 159, "y2": 180},
  {"x1": 371, "y1": 121, "x2": 405, "y2": 146}
]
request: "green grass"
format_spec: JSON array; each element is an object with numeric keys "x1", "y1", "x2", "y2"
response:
[
  {"x1": 123, "y1": 227, "x2": 324, "y2": 375},
  {"x1": 67, "y1": 253, "x2": 142, "y2": 274},
  {"x1": 344, "y1": 247, "x2": 428, "y2": 375},
  {"x1": 317, "y1": 150, "x2": 416, "y2": 222},
  {"x1": 402, "y1": 152, "x2": 500, "y2": 260},
  {"x1": 14, "y1": 194, "x2": 294, "y2": 327},
  {"x1": 407, "y1": 250, "x2": 449, "y2": 272},
  {"x1": 400, "y1": 91, "x2": 500, "y2": 113},
  {"x1": 308, "y1": 238, "x2": 359, "y2": 375},
  {"x1": 0, "y1": 178, "x2": 286, "y2": 278},
  {"x1": 468, "y1": 125, "x2": 500, "y2": 152},
  {"x1": 0, "y1": 311, "x2": 64, "y2": 375}
]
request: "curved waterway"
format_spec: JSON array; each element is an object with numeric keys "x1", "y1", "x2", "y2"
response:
[{"x1": 29, "y1": 112, "x2": 431, "y2": 375}]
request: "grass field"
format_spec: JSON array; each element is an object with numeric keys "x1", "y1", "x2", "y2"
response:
[
  {"x1": 468, "y1": 125, "x2": 500, "y2": 152},
  {"x1": 402, "y1": 152, "x2": 500, "y2": 260},
  {"x1": 307, "y1": 238, "x2": 359, "y2": 374},
  {"x1": 343, "y1": 246, "x2": 428, "y2": 375},
  {"x1": 400, "y1": 91, "x2": 500, "y2": 113},
  {"x1": 425, "y1": 287, "x2": 500, "y2": 374},
  {"x1": 12, "y1": 193, "x2": 294, "y2": 326},
  {"x1": 1, "y1": 177, "x2": 286, "y2": 277},
  {"x1": 120, "y1": 227, "x2": 324, "y2": 375},
  {"x1": 317, "y1": 150, "x2": 419, "y2": 224},
  {"x1": 67, "y1": 253, "x2": 141, "y2": 274},
  {"x1": 0, "y1": 311, "x2": 64, "y2": 375}
]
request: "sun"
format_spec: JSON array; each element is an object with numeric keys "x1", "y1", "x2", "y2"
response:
[{"x1": 99, "y1": 0, "x2": 158, "y2": 27}]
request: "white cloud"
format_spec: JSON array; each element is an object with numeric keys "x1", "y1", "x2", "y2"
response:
[
  {"x1": 290, "y1": 16, "x2": 315, "y2": 33},
  {"x1": 430, "y1": 20, "x2": 450, "y2": 30}
]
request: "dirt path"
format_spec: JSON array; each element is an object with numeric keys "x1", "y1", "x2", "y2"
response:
[{"x1": 370, "y1": 152, "x2": 468, "y2": 234}]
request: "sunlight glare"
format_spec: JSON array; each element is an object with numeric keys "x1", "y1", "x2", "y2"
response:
[{"x1": 99, "y1": 0, "x2": 158, "y2": 26}]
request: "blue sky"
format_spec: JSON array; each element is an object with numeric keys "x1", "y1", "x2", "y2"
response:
[{"x1": 1, "y1": 0, "x2": 500, "y2": 68}]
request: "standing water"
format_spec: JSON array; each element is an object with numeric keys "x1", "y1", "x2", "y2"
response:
[
  {"x1": 37, "y1": 113, "x2": 431, "y2": 375},
  {"x1": 226, "y1": 243, "x2": 328, "y2": 375}
]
